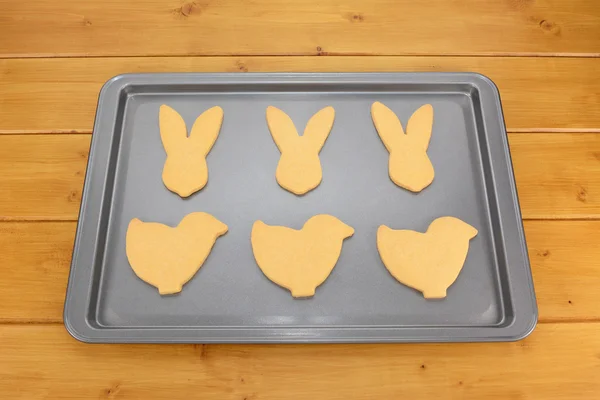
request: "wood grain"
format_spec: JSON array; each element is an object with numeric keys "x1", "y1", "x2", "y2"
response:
[
  {"x1": 0, "y1": 222, "x2": 74, "y2": 323},
  {"x1": 508, "y1": 133, "x2": 600, "y2": 219},
  {"x1": 0, "y1": 135, "x2": 89, "y2": 220},
  {"x1": 0, "y1": 0, "x2": 599, "y2": 58},
  {"x1": 1, "y1": 323, "x2": 599, "y2": 399},
  {"x1": 1, "y1": 133, "x2": 598, "y2": 221},
  {"x1": 526, "y1": 221, "x2": 600, "y2": 323},
  {"x1": 2, "y1": 220, "x2": 599, "y2": 324},
  {"x1": 1, "y1": 57, "x2": 600, "y2": 133},
  {"x1": 0, "y1": 0, "x2": 598, "y2": 395}
]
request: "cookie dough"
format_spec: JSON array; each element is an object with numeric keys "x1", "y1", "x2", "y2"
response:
[
  {"x1": 251, "y1": 215, "x2": 354, "y2": 297},
  {"x1": 377, "y1": 217, "x2": 478, "y2": 299},
  {"x1": 371, "y1": 101, "x2": 434, "y2": 192},
  {"x1": 126, "y1": 212, "x2": 228, "y2": 295},
  {"x1": 266, "y1": 106, "x2": 335, "y2": 195},
  {"x1": 159, "y1": 105, "x2": 224, "y2": 197}
]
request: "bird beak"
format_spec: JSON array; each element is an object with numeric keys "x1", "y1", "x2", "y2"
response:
[
  {"x1": 464, "y1": 223, "x2": 478, "y2": 240},
  {"x1": 214, "y1": 219, "x2": 229, "y2": 236},
  {"x1": 342, "y1": 222, "x2": 355, "y2": 238}
]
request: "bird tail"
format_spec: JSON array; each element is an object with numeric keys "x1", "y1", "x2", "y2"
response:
[
  {"x1": 377, "y1": 225, "x2": 392, "y2": 237},
  {"x1": 128, "y1": 218, "x2": 144, "y2": 229},
  {"x1": 252, "y1": 220, "x2": 268, "y2": 236}
]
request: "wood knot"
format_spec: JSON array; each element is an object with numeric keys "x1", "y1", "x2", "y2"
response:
[
  {"x1": 348, "y1": 13, "x2": 364, "y2": 22},
  {"x1": 67, "y1": 190, "x2": 79, "y2": 202},
  {"x1": 537, "y1": 249, "x2": 551, "y2": 258},
  {"x1": 174, "y1": 2, "x2": 198, "y2": 17},
  {"x1": 576, "y1": 186, "x2": 588, "y2": 203},
  {"x1": 420, "y1": 364, "x2": 426, "y2": 369},
  {"x1": 316, "y1": 46, "x2": 328, "y2": 56},
  {"x1": 539, "y1": 19, "x2": 561, "y2": 36},
  {"x1": 193, "y1": 343, "x2": 208, "y2": 358},
  {"x1": 235, "y1": 60, "x2": 248, "y2": 72},
  {"x1": 105, "y1": 383, "x2": 121, "y2": 398},
  {"x1": 83, "y1": 18, "x2": 92, "y2": 26}
]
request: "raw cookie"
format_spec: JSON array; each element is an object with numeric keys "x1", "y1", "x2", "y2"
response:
[
  {"x1": 371, "y1": 101, "x2": 434, "y2": 192},
  {"x1": 126, "y1": 212, "x2": 228, "y2": 295},
  {"x1": 251, "y1": 215, "x2": 354, "y2": 297},
  {"x1": 266, "y1": 106, "x2": 335, "y2": 195},
  {"x1": 159, "y1": 105, "x2": 224, "y2": 197},
  {"x1": 377, "y1": 217, "x2": 477, "y2": 299}
]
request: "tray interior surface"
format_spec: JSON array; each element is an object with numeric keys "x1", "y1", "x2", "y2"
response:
[{"x1": 90, "y1": 83, "x2": 509, "y2": 330}]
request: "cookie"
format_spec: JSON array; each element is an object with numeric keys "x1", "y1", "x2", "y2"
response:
[
  {"x1": 266, "y1": 106, "x2": 335, "y2": 195},
  {"x1": 371, "y1": 101, "x2": 434, "y2": 192},
  {"x1": 251, "y1": 215, "x2": 354, "y2": 297},
  {"x1": 377, "y1": 217, "x2": 477, "y2": 299},
  {"x1": 159, "y1": 105, "x2": 224, "y2": 197},
  {"x1": 126, "y1": 212, "x2": 228, "y2": 295}
]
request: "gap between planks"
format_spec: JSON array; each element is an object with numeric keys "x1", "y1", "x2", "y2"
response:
[{"x1": 1, "y1": 53, "x2": 600, "y2": 60}]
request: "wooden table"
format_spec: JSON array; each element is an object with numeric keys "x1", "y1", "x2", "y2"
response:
[{"x1": 1, "y1": 1, "x2": 599, "y2": 398}]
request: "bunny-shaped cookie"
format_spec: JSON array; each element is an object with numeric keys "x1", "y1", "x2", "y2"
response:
[
  {"x1": 371, "y1": 102, "x2": 434, "y2": 192},
  {"x1": 159, "y1": 105, "x2": 224, "y2": 197},
  {"x1": 266, "y1": 106, "x2": 335, "y2": 195}
]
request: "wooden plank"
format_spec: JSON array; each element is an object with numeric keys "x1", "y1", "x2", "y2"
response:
[
  {"x1": 526, "y1": 221, "x2": 600, "y2": 323},
  {"x1": 1, "y1": 220, "x2": 599, "y2": 324},
  {"x1": 1, "y1": 133, "x2": 598, "y2": 221},
  {"x1": 1, "y1": 0, "x2": 599, "y2": 58},
  {"x1": 0, "y1": 222, "x2": 74, "y2": 323},
  {"x1": 509, "y1": 133, "x2": 600, "y2": 219},
  {"x1": 0, "y1": 323, "x2": 599, "y2": 399},
  {"x1": 1, "y1": 57, "x2": 600, "y2": 133},
  {"x1": 0, "y1": 135, "x2": 89, "y2": 221}
]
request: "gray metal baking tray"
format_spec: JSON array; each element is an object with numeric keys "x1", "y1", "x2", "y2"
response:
[{"x1": 64, "y1": 73, "x2": 537, "y2": 343}]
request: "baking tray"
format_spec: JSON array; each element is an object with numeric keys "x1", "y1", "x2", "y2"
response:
[{"x1": 64, "y1": 73, "x2": 537, "y2": 343}]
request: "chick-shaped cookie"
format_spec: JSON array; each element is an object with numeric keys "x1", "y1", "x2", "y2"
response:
[
  {"x1": 160, "y1": 105, "x2": 224, "y2": 197},
  {"x1": 377, "y1": 217, "x2": 477, "y2": 299},
  {"x1": 126, "y1": 212, "x2": 228, "y2": 295},
  {"x1": 251, "y1": 215, "x2": 354, "y2": 297},
  {"x1": 266, "y1": 106, "x2": 335, "y2": 195},
  {"x1": 371, "y1": 101, "x2": 434, "y2": 192}
]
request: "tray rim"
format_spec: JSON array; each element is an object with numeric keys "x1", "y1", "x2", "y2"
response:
[{"x1": 63, "y1": 72, "x2": 537, "y2": 343}]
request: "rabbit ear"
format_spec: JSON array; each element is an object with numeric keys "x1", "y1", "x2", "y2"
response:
[
  {"x1": 371, "y1": 102, "x2": 404, "y2": 153},
  {"x1": 159, "y1": 105, "x2": 188, "y2": 155},
  {"x1": 266, "y1": 106, "x2": 300, "y2": 152},
  {"x1": 303, "y1": 106, "x2": 335, "y2": 152},
  {"x1": 189, "y1": 106, "x2": 224, "y2": 156},
  {"x1": 406, "y1": 104, "x2": 433, "y2": 150}
]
